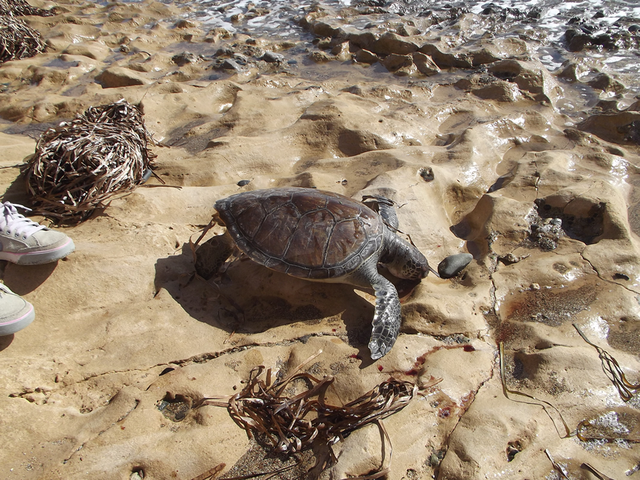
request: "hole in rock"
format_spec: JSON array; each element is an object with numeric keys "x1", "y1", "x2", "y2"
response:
[
  {"x1": 533, "y1": 198, "x2": 605, "y2": 245},
  {"x1": 130, "y1": 467, "x2": 145, "y2": 480},
  {"x1": 506, "y1": 440, "x2": 522, "y2": 462},
  {"x1": 157, "y1": 393, "x2": 192, "y2": 422}
]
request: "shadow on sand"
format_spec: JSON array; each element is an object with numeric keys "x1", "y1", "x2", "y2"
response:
[{"x1": 154, "y1": 244, "x2": 382, "y2": 364}]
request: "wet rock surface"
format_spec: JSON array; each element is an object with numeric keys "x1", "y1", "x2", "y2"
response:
[{"x1": 0, "y1": 0, "x2": 640, "y2": 479}]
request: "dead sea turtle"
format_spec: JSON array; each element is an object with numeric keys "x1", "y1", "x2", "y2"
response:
[{"x1": 197, "y1": 187, "x2": 430, "y2": 360}]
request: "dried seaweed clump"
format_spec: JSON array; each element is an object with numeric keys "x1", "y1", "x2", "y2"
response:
[
  {"x1": 0, "y1": 0, "x2": 53, "y2": 16},
  {"x1": 0, "y1": 15, "x2": 44, "y2": 63},
  {"x1": 25, "y1": 100, "x2": 156, "y2": 222},
  {"x1": 200, "y1": 363, "x2": 436, "y2": 476}
]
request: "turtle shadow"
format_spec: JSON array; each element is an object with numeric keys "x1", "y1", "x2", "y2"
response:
[{"x1": 154, "y1": 245, "x2": 376, "y2": 358}]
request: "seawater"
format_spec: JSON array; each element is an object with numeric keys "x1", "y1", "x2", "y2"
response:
[
  {"x1": 184, "y1": 0, "x2": 640, "y2": 72},
  {"x1": 103, "y1": 0, "x2": 640, "y2": 115}
]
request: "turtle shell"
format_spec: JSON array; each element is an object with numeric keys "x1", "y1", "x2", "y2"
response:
[{"x1": 215, "y1": 187, "x2": 384, "y2": 280}]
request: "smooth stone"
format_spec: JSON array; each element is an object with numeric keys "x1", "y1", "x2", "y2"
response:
[
  {"x1": 438, "y1": 253, "x2": 473, "y2": 279},
  {"x1": 262, "y1": 51, "x2": 284, "y2": 63}
]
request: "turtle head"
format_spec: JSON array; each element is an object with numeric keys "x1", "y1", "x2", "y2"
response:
[
  {"x1": 382, "y1": 230, "x2": 430, "y2": 281},
  {"x1": 386, "y1": 249, "x2": 429, "y2": 280}
]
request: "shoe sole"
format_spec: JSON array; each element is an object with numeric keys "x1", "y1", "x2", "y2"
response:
[
  {"x1": 0, "y1": 238, "x2": 75, "y2": 265},
  {"x1": 0, "y1": 303, "x2": 35, "y2": 335}
]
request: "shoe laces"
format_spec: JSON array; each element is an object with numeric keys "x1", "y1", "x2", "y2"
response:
[
  {"x1": 0, "y1": 202, "x2": 46, "y2": 239},
  {"x1": 0, "y1": 283, "x2": 14, "y2": 296}
]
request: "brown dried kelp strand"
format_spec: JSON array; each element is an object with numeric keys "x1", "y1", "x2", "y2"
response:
[
  {"x1": 0, "y1": 15, "x2": 44, "y2": 63},
  {"x1": 199, "y1": 358, "x2": 435, "y2": 477},
  {"x1": 576, "y1": 418, "x2": 640, "y2": 444},
  {"x1": 0, "y1": 0, "x2": 54, "y2": 16},
  {"x1": 499, "y1": 343, "x2": 572, "y2": 438},
  {"x1": 573, "y1": 323, "x2": 640, "y2": 402},
  {"x1": 217, "y1": 463, "x2": 299, "y2": 480},
  {"x1": 25, "y1": 100, "x2": 156, "y2": 222},
  {"x1": 191, "y1": 463, "x2": 226, "y2": 480},
  {"x1": 544, "y1": 449, "x2": 569, "y2": 479},
  {"x1": 580, "y1": 463, "x2": 616, "y2": 480}
]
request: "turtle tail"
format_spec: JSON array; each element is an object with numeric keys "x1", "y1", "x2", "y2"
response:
[{"x1": 368, "y1": 275, "x2": 402, "y2": 360}]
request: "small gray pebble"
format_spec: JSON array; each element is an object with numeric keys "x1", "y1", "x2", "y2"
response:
[
  {"x1": 262, "y1": 51, "x2": 284, "y2": 63},
  {"x1": 438, "y1": 253, "x2": 473, "y2": 279},
  {"x1": 220, "y1": 58, "x2": 244, "y2": 72},
  {"x1": 418, "y1": 166, "x2": 434, "y2": 182}
]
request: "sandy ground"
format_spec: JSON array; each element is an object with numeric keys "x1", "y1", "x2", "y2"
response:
[{"x1": 1, "y1": 1, "x2": 640, "y2": 479}]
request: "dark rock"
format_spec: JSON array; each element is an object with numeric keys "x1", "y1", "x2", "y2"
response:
[
  {"x1": 578, "y1": 112, "x2": 640, "y2": 144},
  {"x1": 215, "y1": 47, "x2": 235, "y2": 58},
  {"x1": 471, "y1": 81, "x2": 521, "y2": 102},
  {"x1": 371, "y1": 32, "x2": 418, "y2": 56},
  {"x1": 262, "y1": 51, "x2": 284, "y2": 63},
  {"x1": 231, "y1": 54, "x2": 249, "y2": 65},
  {"x1": 172, "y1": 52, "x2": 203, "y2": 66},
  {"x1": 312, "y1": 21, "x2": 340, "y2": 38},
  {"x1": 174, "y1": 19, "x2": 196, "y2": 29},
  {"x1": 438, "y1": 253, "x2": 473, "y2": 279},
  {"x1": 308, "y1": 51, "x2": 332, "y2": 63},
  {"x1": 412, "y1": 52, "x2": 440, "y2": 75},
  {"x1": 331, "y1": 41, "x2": 351, "y2": 60},
  {"x1": 355, "y1": 48, "x2": 379, "y2": 64},
  {"x1": 349, "y1": 32, "x2": 378, "y2": 51},
  {"x1": 381, "y1": 53, "x2": 413, "y2": 72},
  {"x1": 594, "y1": 99, "x2": 621, "y2": 112},
  {"x1": 219, "y1": 58, "x2": 244, "y2": 72},
  {"x1": 470, "y1": 49, "x2": 500, "y2": 66},
  {"x1": 556, "y1": 61, "x2": 586, "y2": 82},
  {"x1": 418, "y1": 167, "x2": 434, "y2": 181},
  {"x1": 419, "y1": 43, "x2": 472, "y2": 68},
  {"x1": 588, "y1": 73, "x2": 625, "y2": 93}
]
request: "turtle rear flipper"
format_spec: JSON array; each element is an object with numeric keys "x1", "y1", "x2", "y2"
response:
[
  {"x1": 195, "y1": 231, "x2": 234, "y2": 280},
  {"x1": 362, "y1": 194, "x2": 399, "y2": 231}
]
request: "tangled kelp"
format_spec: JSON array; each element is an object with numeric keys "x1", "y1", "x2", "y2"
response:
[
  {"x1": 0, "y1": 15, "x2": 44, "y2": 63},
  {"x1": 25, "y1": 100, "x2": 156, "y2": 222},
  {"x1": 573, "y1": 324, "x2": 640, "y2": 402},
  {"x1": 199, "y1": 360, "x2": 439, "y2": 477},
  {"x1": 0, "y1": 0, "x2": 53, "y2": 16}
]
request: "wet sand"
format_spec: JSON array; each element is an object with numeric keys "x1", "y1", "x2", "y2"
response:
[{"x1": 1, "y1": 1, "x2": 640, "y2": 479}]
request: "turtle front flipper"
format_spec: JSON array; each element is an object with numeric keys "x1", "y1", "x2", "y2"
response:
[{"x1": 368, "y1": 273, "x2": 402, "y2": 360}]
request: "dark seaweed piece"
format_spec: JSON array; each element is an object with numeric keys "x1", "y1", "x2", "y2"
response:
[
  {"x1": 573, "y1": 323, "x2": 640, "y2": 402},
  {"x1": 0, "y1": 0, "x2": 54, "y2": 16},
  {"x1": 0, "y1": 15, "x2": 44, "y2": 63},
  {"x1": 198, "y1": 354, "x2": 440, "y2": 478},
  {"x1": 25, "y1": 100, "x2": 156, "y2": 223}
]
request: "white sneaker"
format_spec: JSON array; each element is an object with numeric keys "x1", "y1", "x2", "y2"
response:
[
  {"x1": 0, "y1": 283, "x2": 34, "y2": 335},
  {"x1": 0, "y1": 202, "x2": 75, "y2": 265}
]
